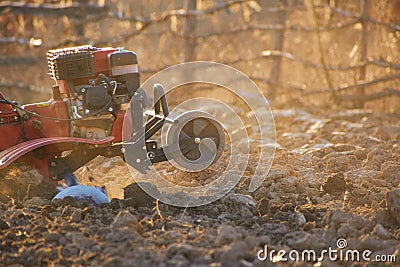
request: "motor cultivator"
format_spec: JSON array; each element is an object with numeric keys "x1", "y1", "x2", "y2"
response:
[{"x1": 0, "y1": 45, "x2": 225, "y2": 202}]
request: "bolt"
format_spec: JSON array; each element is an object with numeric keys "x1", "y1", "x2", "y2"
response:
[
  {"x1": 194, "y1": 137, "x2": 201, "y2": 144},
  {"x1": 81, "y1": 88, "x2": 86, "y2": 93},
  {"x1": 108, "y1": 107, "x2": 113, "y2": 112},
  {"x1": 147, "y1": 151, "x2": 155, "y2": 159},
  {"x1": 121, "y1": 147, "x2": 126, "y2": 153},
  {"x1": 85, "y1": 109, "x2": 90, "y2": 114},
  {"x1": 50, "y1": 162, "x2": 56, "y2": 167}
]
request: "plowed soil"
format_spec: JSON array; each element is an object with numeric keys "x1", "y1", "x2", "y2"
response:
[{"x1": 1, "y1": 108, "x2": 400, "y2": 266}]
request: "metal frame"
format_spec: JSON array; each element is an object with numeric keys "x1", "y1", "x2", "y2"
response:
[{"x1": 49, "y1": 84, "x2": 189, "y2": 179}]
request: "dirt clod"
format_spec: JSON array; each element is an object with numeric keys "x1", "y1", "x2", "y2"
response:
[
  {"x1": 386, "y1": 189, "x2": 400, "y2": 225},
  {"x1": 322, "y1": 173, "x2": 346, "y2": 196}
]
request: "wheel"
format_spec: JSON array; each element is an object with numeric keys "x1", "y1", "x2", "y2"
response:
[{"x1": 164, "y1": 110, "x2": 225, "y2": 172}]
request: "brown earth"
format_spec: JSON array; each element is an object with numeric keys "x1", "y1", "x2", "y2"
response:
[{"x1": 1, "y1": 107, "x2": 400, "y2": 266}]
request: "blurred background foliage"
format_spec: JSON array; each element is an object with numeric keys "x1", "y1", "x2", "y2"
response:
[{"x1": 0, "y1": 0, "x2": 399, "y2": 111}]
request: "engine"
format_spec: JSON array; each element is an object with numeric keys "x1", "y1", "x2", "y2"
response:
[{"x1": 47, "y1": 45, "x2": 140, "y2": 140}]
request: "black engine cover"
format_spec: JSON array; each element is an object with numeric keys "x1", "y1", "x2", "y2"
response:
[{"x1": 84, "y1": 85, "x2": 112, "y2": 111}]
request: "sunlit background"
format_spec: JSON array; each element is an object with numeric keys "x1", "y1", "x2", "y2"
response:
[{"x1": 1, "y1": 0, "x2": 399, "y2": 111}]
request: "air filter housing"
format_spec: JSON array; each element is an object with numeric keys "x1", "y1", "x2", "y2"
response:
[{"x1": 47, "y1": 45, "x2": 95, "y2": 80}]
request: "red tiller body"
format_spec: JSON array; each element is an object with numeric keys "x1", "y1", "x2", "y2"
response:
[
  {"x1": 0, "y1": 44, "x2": 227, "y2": 200},
  {"x1": 0, "y1": 45, "x2": 213, "y2": 185},
  {"x1": 0, "y1": 46, "x2": 136, "y2": 181}
]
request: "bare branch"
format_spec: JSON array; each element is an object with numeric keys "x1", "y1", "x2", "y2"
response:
[
  {"x1": 248, "y1": 76, "x2": 306, "y2": 92},
  {"x1": 0, "y1": 56, "x2": 44, "y2": 65},
  {"x1": 337, "y1": 88, "x2": 400, "y2": 102},
  {"x1": 0, "y1": 80, "x2": 45, "y2": 92},
  {"x1": 261, "y1": 50, "x2": 363, "y2": 70},
  {"x1": 319, "y1": 3, "x2": 400, "y2": 31},
  {"x1": 305, "y1": 74, "x2": 400, "y2": 95},
  {"x1": 85, "y1": 0, "x2": 254, "y2": 24},
  {"x1": 0, "y1": 2, "x2": 107, "y2": 18}
]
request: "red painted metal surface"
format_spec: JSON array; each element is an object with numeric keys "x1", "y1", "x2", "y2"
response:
[
  {"x1": 0, "y1": 92, "x2": 23, "y2": 151},
  {"x1": 22, "y1": 100, "x2": 70, "y2": 140},
  {"x1": 0, "y1": 46, "x2": 127, "y2": 181},
  {"x1": 93, "y1": 48, "x2": 118, "y2": 74},
  {"x1": 0, "y1": 124, "x2": 23, "y2": 152},
  {"x1": 0, "y1": 136, "x2": 115, "y2": 169},
  {"x1": 111, "y1": 111, "x2": 124, "y2": 143}
]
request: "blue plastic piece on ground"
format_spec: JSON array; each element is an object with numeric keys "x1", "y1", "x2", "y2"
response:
[
  {"x1": 62, "y1": 173, "x2": 79, "y2": 186},
  {"x1": 52, "y1": 185, "x2": 110, "y2": 206}
]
